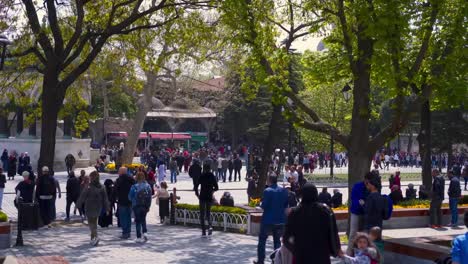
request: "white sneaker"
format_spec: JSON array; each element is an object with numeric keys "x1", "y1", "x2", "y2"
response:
[
  {"x1": 135, "y1": 238, "x2": 143, "y2": 243},
  {"x1": 93, "y1": 238, "x2": 100, "y2": 246},
  {"x1": 89, "y1": 238, "x2": 95, "y2": 246},
  {"x1": 143, "y1": 234, "x2": 148, "y2": 242}
]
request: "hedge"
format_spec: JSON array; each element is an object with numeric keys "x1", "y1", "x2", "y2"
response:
[
  {"x1": 175, "y1": 203, "x2": 247, "y2": 215},
  {"x1": 333, "y1": 197, "x2": 468, "y2": 211},
  {"x1": 0, "y1": 211, "x2": 8, "y2": 222}
]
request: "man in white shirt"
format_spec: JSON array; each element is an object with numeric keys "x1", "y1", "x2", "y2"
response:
[{"x1": 384, "y1": 154, "x2": 390, "y2": 170}]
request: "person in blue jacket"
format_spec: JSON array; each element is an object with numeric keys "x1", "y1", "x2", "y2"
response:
[
  {"x1": 451, "y1": 212, "x2": 468, "y2": 264},
  {"x1": 254, "y1": 175, "x2": 288, "y2": 264},
  {"x1": 348, "y1": 178, "x2": 369, "y2": 253}
]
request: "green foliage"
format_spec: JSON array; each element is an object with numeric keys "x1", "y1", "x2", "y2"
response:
[
  {"x1": 459, "y1": 195, "x2": 468, "y2": 205},
  {"x1": 397, "y1": 199, "x2": 431, "y2": 207},
  {"x1": 0, "y1": 211, "x2": 8, "y2": 222},
  {"x1": 175, "y1": 203, "x2": 247, "y2": 215},
  {"x1": 431, "y1": 110, "x2": 468, "y2": 153}
]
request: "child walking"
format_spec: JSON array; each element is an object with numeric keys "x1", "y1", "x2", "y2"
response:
[{"x1": 154, "y1": 181, "x2": 170, "y2": 224}]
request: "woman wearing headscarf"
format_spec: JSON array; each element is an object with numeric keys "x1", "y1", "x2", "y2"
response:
[
  {"x1": 77, "y1": 171, "x2": 110, "y2": 246},
  {"x1": 99, "y1": 179, "x2": 115, "y2": 228},
  {"x1": 283, "y1": 183, "x2": 341, "y2": 264}
]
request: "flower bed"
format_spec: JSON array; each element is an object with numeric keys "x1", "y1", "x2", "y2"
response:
[
  {"x1": 332, "y1": 197, "x2": 468, "y2": 211},
  {"x1": 105, "y1": 163, "x2": 146, "y2": 172},
  {"x1": 174, "y1": 204, "x2": 250, "y2": 234}
]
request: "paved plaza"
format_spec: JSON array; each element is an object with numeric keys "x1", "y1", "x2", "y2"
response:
[{"x1": 0, "y1": 165, "x2": 465, "y2": 263}]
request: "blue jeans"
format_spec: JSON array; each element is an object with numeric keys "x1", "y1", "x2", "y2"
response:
[
  {"x1": 449, "y1": 198, "x2": 459, "y2": 225},
  {"x1": 118, "y1": 205, "x2": 132, "y2": 236},
  {"x1": 218, "y1": 168, "x2": 225, "y2": 182},
  {"x1": 170, "y1": 170, "x2": 177, "y2": 183},
  {"x1": 257, "y1": 224, "x2": 284, "y2": 263},
  {"x1": 133, "y1": 207, "x2": 148, "y2": 238}
]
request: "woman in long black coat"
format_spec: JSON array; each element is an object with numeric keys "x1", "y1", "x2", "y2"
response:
[
  {"x1": 7, "y1": 154, "x2": 17, "y2": 180},
  {"x1": 98, "y1": 179, "x2": 115, "y2": 227}
]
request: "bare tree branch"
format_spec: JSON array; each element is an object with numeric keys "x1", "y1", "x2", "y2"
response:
[
  {"x1": 45, "y1": 0, "x2": 64, "y2": 54},
  {"x1": 63, "y1": 0, "x2": 85, "y2": 59},
  {"x1": 22, "y1": 0, "x2": 54, "y2": 58}
]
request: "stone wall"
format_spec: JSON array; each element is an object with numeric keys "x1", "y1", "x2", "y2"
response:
[{"x1": 0, "y1": 138, "x2": 91, "y2": 171}]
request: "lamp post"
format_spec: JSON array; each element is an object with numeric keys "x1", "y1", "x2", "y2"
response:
[
  {"x1": 0, "y1": 34, "x2": 11, "y2": 71},
  {"x1": 330, "y1": 84, "x2": 352, "y2": 178}
]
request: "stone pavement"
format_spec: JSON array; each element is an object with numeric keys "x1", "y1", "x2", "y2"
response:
[
  {"x1": 1, "y1": 165, "x2": 466, "y2": 221},
  {"x1": 3, "y1": 223, "x2": 262, "y2": 264},
  {"x1": 383, "y1": 226, "x2": 468, "y2": 239}
]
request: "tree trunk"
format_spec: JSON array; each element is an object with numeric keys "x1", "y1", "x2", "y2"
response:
[
  {"x1": 418, "y1": 100, "x2": 432, "y2": 191},
  {"x1": 121, "y1": 74, "x2": 156, "y2": 165},
  {"x1": 102, "y1": 82, "x2": 109, "y2": 119},
  {"x1": 38, "y1": 74, "x2": 63, "y2": 173},
  {"x1": 407, "y1": 129, "x2": 413, "y2": 153},
  {"x1": 253, "y1": 104, "x2": 283, "y2": 198},
  {"x1": 347, "y1": 148, "x2": 372, "y2": 194},
  {"x1": 447, "y1": 139, "x2": 453, "y2": 171}
]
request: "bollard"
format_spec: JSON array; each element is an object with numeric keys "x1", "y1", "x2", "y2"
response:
[
  {"x1": 15, "y1": 198, "x2": 23, "y2": 247},
  {"x1": 170, "y1": 193, "x2": 175, "y2": 225}
]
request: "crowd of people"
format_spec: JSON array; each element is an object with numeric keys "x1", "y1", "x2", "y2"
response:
[{"x1": 1, "y1": 144, "x2": 468, "y2": 263}]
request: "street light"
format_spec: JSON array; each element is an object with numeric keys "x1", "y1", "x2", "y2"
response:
[
  {"x1": 341, "y1": 83, "x2": 352, "y2": 102},
  {"x1": 330, "y1": 83, "x2": 352, "y2": 178},
  {"x1": 0, "y1": 34, "x2": 12, "y2": 71}
]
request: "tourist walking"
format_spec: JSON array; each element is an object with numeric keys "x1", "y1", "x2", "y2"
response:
[
  {"x1": 65, "y1": 154, "x2": 76, "y2": 175},
  {"x1": 99, "y1": 179, "x2": 115, "y2": 228},
  {"x1": 0, "y1": 150, "x2": 8, "y2": 172},
  {"x1": 0, "y1": 168, "x2": 5, "y2": 209},
  {"x1": 7, "y1": 153, "x2": 17, "y2": 180},
  {"x1": 451, "y1": 212, "x2": 468, "y2": 264},
  {"x1": 154, "y1": 181, "x2": 170, "y2": 224},
  {"x1": 36, "y1": 166, "x2": 56, "y2": 227},
  {"x1": 283, "y1": 183, "x2": 340, "y2": 264},
  {"x1": 15, "y1": 171, "x2": 34, "y2": 204},
  {"x1": 78, "y1": 171, "x2": 89, "y2": 220},
  {"x1": 429, "y1": 169, "x2": 445, "y2": 228},
  {"x1": 157, "y1": 161, "x2": 166, "y2": 183},
  {"x1": 233, "y1": 155, "x2": 242, "y2": 182},
  {"x1": 448, "y1": 171, "x2": 461, "y2": 227},
  {"x1": 65, "y1": 171, "x2": 80, "y2": 221},
  {"x1": 221, "y1": 157, "x2": 229, "y2": 182},
  {"x1": 169, "y1": 158, "x2": 178, "y2": 184},
  {"x1": 254, "y1": 175, "x2": 288, "y2": 264},
  {"x1": 194, "y1": 164, "x2": 219, "y2": 237},
  {"x1": 77, "y1": 171, "x2": 110, "y2": 246},
  {"x1": 228, "y1": 157, "x2": 234, "y2": 181},
  {"x1": 189, "y1": 159, "x2": 202, "y2": 191},
  {"x1": 128, "y1": 172, "x2": 152, "y2": 243},
  {"x1": 51, "y1": 174, "x2": 61, "y2": 221},
  {"x1": 115, "y1": 167, "x2": 135, "y2": 239}
]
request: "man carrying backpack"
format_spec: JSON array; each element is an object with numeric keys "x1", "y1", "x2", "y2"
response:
[
  {"x1": 128, "y1": 172, "x2": 152, "y2": 243},
  {"x1": 36, "y1": 166, "x2": 56, "y2": 227}
]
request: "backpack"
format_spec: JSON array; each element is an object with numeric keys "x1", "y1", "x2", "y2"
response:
[
  {"x1": 382, "y1": 194, "x2": 393, "y2": 220},
  {"x1": 135, "y1": 184, "x2": 152, "y2": 209}
]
